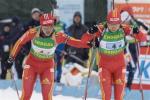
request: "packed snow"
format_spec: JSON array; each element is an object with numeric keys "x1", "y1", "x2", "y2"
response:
[{"x1": 0, "y1": 87, "x2": 99, "y2": 100}]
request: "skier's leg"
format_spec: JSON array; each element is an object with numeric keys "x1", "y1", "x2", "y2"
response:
[
  {"x1": 113, "y1": 66, "x2": 126, "y2": 100},
  {"x1": 126, "y1": 63, "x2": 135, "y2": 89},
  {"x1": 56, "y1": 56, "x2": 62, "y2": 82},
  {"x1": 40, "y1": 67, "x2": 54, "y2": 100},
  {"x1": 99, "y1": 67, "x2": 112, "y2": 100},
  {"x1": 21, "y1": 65, "x2": 37, "y2": 100},
  {"x1": 0, "y1": 59, "x2": 7, "y2": 79}
]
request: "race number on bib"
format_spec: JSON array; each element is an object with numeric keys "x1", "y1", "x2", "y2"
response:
[{"x1": 100, "y1": 39, "x2": 125, "y2": 50}]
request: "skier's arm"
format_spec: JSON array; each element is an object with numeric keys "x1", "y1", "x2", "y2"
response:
[
  {"x1": 81, "y1": 24, "x2": 104, "y2": 46},
  {"x1": 55, "y1": 32, "x2": 90, "y2": 48},
  {"x1": 87, "y1": 24, "x2": 104, "y2": 37},
  {"x1": 10, "y1": 28, "x2": 36, "y2": 59},
  {"x1": 132, "y1": 29, "x2": 147, "y2": 42},
  {"x1": 122, "y1": 24, "x2": 147, "y2": 42}
]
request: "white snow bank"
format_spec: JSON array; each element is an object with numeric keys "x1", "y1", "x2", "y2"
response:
[{"x1": 0, "y1": 87, "x2": 99, "y2": 100}]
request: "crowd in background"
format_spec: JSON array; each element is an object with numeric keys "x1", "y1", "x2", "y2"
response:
[{"x1": 0, "y1": 8, "x2": 41, "y2": 79}]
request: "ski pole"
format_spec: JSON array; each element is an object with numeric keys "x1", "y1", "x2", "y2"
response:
[
  {"x1": 83, "y1": 52, "x2": 96, "y2": 100},
  {"x1": 9, "y1": 69, "x2": 20, "y2": 100},
  {"x1": 135, "y1": 41, "x2": 144, "y2": 100},
  {"x1": 55, "y1": 49, "x2": 86, "y2": 66},
  {"x1": 83, "y1": 35, "x2": 97, "y2": 100}
]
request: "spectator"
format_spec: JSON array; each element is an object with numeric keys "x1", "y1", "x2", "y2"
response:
[
  {"x1": 120, "y1": 8, "x2": 138, "y2": 89},
  {"x1": 11, "y1": 16, "x2": 24, "y2": 79},
  {"x1": 64, "y1": 11, "x2": 89, "y2": 66},
  {"x1": 24, "y1": 8, "x2": 41, "y2": 31},
  {"x1": 0, "y1": 23, "x2": 12, "y2": 79},
  {"x1": 54, "y1": 9, "x2": 66, "y2": 82}
]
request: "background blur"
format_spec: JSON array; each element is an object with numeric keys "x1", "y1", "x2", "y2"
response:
[{"x1": 0, "y1": 0, "x2": 107, "y2": 26}]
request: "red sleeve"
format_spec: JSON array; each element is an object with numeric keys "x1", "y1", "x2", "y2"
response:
[
  {"x1": 81, "y1": 33, "x2": 94, "y2": 43},
  {"x1": 55, "y1": 32, "x2": 67, "y2": 44},
  {"x1": 122, "y1": 24, "x2": 147, "y2": 42},
  {"x1": 133, "y1": 32, "x2": 147, "y2": 42},
  {"x1": 10, "y1": 28, "x2": 36, "y2": 58},
  {"x1": 55, "y1": 32, "x2": 90, "y2": 48},
  {"x1": 122, "y1": 24, "x2": 132, "y2": 35},
  {"x1": 81, "y1": 24, "x2": 103, "y2": 43}
]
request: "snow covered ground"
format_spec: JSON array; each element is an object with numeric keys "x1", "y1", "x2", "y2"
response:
[{"x1": 0, "y1": 88, "x2": 99, "y2": 100}]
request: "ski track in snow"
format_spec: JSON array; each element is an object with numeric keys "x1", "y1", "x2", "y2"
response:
[{"x1": 0, "y1": 87, "x2": 99, "y2": 100}]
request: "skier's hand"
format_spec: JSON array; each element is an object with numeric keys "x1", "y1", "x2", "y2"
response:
[
  {"x1": 87, "y1": 38, "x2": 99, "y2": 48},
  {"x1": 5, "y1": 57, "x2": 14, "y2": 70},
  {"x1": 87, "y1": 39, "x2": 94, "y2": 47},
  {"x1": 133, "y1": 27, "x2": 139, "y2": 34},
  {"x1": 88, "y1": 25, "x2": 99, "y2": 34}
]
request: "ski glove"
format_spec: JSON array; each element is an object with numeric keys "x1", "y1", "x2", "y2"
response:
[
  {"x1": 87, "y1": 38, "x2": 99, "y2": 47},
  {"x1": 87, "y1": 39, "x2": 94, "y2": 47},
  {"x1": 133, "y1": 27, "x2": 139, "y2": 34},
  {"x1": 5, "y1": 57, "x2": 14, "y2": 69},
  {"x1": 88, "y1": 25, "x2": 99, "y2": 34}
]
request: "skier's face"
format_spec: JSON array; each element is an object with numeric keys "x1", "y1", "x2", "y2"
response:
[
  {"x1": 41, "y1": 24, "x2": 54, "y2": 36},
  {"x1": 107, "y1": 23, "x2": 120, "y2": 32}
]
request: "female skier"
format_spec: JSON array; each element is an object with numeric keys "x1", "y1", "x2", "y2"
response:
[
  {"x1": 5, "y1": 13, "x2": 89, "y2": 100},
  {"x1": 81, "y1": 9, "x2": 147, "y2": 100}
]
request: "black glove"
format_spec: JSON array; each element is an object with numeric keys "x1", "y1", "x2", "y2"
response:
[
  {"x1": 87, "y1": 38, "x2": 99, "y2": 47},
  {"x1": 87, "y1": 39, "x2": 94, "y2": 47},
  {"x1": 95, "y1": 37, "x2": 99, "y2": 47},
  {"x1": 88, "y1": 25, "x2": 99, "y2": 34},
  {"x1": 5, "y1": 57, "x2": 14, "y2": 70},
  {"x1": 133, "y1": 27, "x2": 139, "y2": 34},
  {"x1": 148, "y1": 30, "x2": 150, "y2": 35}
]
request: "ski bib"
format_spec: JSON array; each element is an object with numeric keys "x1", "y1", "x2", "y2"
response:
[
  {"x1": 30, "y1": 35, "x2": 56, "y2": 59},
  {"x1": 99, "y1": 29, "x2": 126, "y2": 55}
]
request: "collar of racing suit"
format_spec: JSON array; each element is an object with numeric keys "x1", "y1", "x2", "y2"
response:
[{"x1": 39, "y1": 30, "x2": 55, "y2": 38}]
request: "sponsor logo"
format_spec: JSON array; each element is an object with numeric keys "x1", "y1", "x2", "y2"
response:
[
  {"x1": 109, "y1": 18, "x2": 120, "y2": 22},
  {"x1": 43, "y1": 20, "x2": 54, "y2": 25}
]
